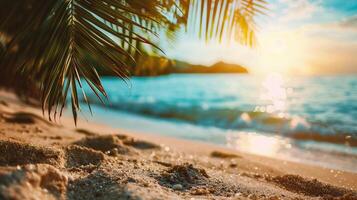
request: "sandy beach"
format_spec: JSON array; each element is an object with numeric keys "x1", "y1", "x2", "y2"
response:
[{"x1": 0, "y1": 90, "x2": 356, "y2": 200}]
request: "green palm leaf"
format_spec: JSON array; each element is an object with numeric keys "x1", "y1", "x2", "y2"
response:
[
  {"x1": 186, "y1": 0, "x2": 267, "y2": 45},
  {"x1": 0, "y1": 0, "x2": 267, "y2": 124}
]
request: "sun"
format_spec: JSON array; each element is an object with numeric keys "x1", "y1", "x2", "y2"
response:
[{"x1": 254, "y1": 30, "x2": 312, "y2": 75}]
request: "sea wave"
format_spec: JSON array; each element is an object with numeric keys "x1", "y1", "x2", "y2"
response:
[{"x1": 81, "y1": 96, "x2": 357, "y2": 146}]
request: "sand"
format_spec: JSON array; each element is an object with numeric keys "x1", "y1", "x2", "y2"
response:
[{"x1": 0, "y1": 90, "x2": 356, "y2": 200}]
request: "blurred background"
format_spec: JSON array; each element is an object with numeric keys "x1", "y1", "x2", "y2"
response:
[{"x1": 1, "y1": 0, "x2": 357, "y2": 172}]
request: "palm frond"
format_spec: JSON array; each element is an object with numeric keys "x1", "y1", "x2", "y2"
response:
[
  {"x1": 0, "y1": 0, "x2": 267, "y2": 124},
  {"x1": 186, "y1": 0, "x2": 267, "y2": 45},
  {"x1": 1, "y1": 0, "x2": 174, "y2": 124}
]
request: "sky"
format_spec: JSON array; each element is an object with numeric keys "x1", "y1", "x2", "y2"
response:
[{"x1": 163, "y1": 0, "x2": 357, "y2": 75}]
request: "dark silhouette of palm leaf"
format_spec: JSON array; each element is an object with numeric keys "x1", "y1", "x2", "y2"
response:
[{"x1": 0, "y1": 0, "x2": 267, "y2": 124}]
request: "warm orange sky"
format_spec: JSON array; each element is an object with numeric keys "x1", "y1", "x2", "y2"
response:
[{"x1": 163, "y1": 0, "x2": 357, "y2": 75}]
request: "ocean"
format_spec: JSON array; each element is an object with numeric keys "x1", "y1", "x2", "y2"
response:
[{"x1": 78, "y1": 74, "x2": 357, "y2": 172}]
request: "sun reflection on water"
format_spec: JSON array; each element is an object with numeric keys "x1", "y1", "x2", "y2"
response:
[
  {"x1": 230, "y1": 74, "x2": 296, "y2": 156},
  {"x1": 255, "y1": 73, "x2": 293, "y2": 118},
  {"x1": 226, "y1": 131, "x2": 292, "y2": 157}
]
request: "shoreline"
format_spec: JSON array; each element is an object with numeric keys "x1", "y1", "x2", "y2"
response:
[
  {"x1": 72, "y1": 103, "x2": 357, "y2": 173},
  {"x1": 0, "y1": 90, "x2": 356, "y2": 199}
]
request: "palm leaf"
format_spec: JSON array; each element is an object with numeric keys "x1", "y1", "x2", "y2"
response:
[
  {"x1": 1, "y1": 0, "x2": 173, "y2": 124},
  {"x1": 0, "y1": 0, "x2": 267, "y2": 124},
  {"x1": 186, "y1": 0, "x2": 267, "y2": 45}
]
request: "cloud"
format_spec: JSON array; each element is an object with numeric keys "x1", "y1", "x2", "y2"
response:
[
  {"x1": 278, "y1": 0, "x2": 321, "y2": 22},
  {"x1": 252, "y1": 1, "x2": 357, "y2": 74},
  {"x1": 300, "y1": 14, "x2": 357, "y2": 42},
  {"x1": 337, "y1": 15, "x2": 357, "y2": 29},
  {"x1": 306, "y1": 39, "x2": 357, "y2": 74},
  {"x1": 166, "y1": 0, "x2": 357, "y2": 75}
]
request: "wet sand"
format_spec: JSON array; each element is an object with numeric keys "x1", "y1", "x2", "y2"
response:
[{"x1": 0, "y1": 90, "x2": 356, "y2": 200}]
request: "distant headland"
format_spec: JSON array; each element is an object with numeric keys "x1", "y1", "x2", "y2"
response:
[{"x1": 98, "y1": 56, "x2": 248, "y2": 76}]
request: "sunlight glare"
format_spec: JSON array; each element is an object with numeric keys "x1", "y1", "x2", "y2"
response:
[
  {"x1": 256, "y1": 73, "x2": 290, "y2": 116},
  {"x1": 226, "y1": 131, "x2": 292, "y2": 157},
  {"x1": 254, "y1": 30, "x2": 310, "y2": 74}
]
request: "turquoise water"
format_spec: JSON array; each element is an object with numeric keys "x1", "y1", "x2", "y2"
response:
[
  {"x1": 78, "y1": 74, "x2": 357, "y2": 172},
  {"x1": 83, "y1": 74, "x2": 357, "y2": 137}
]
